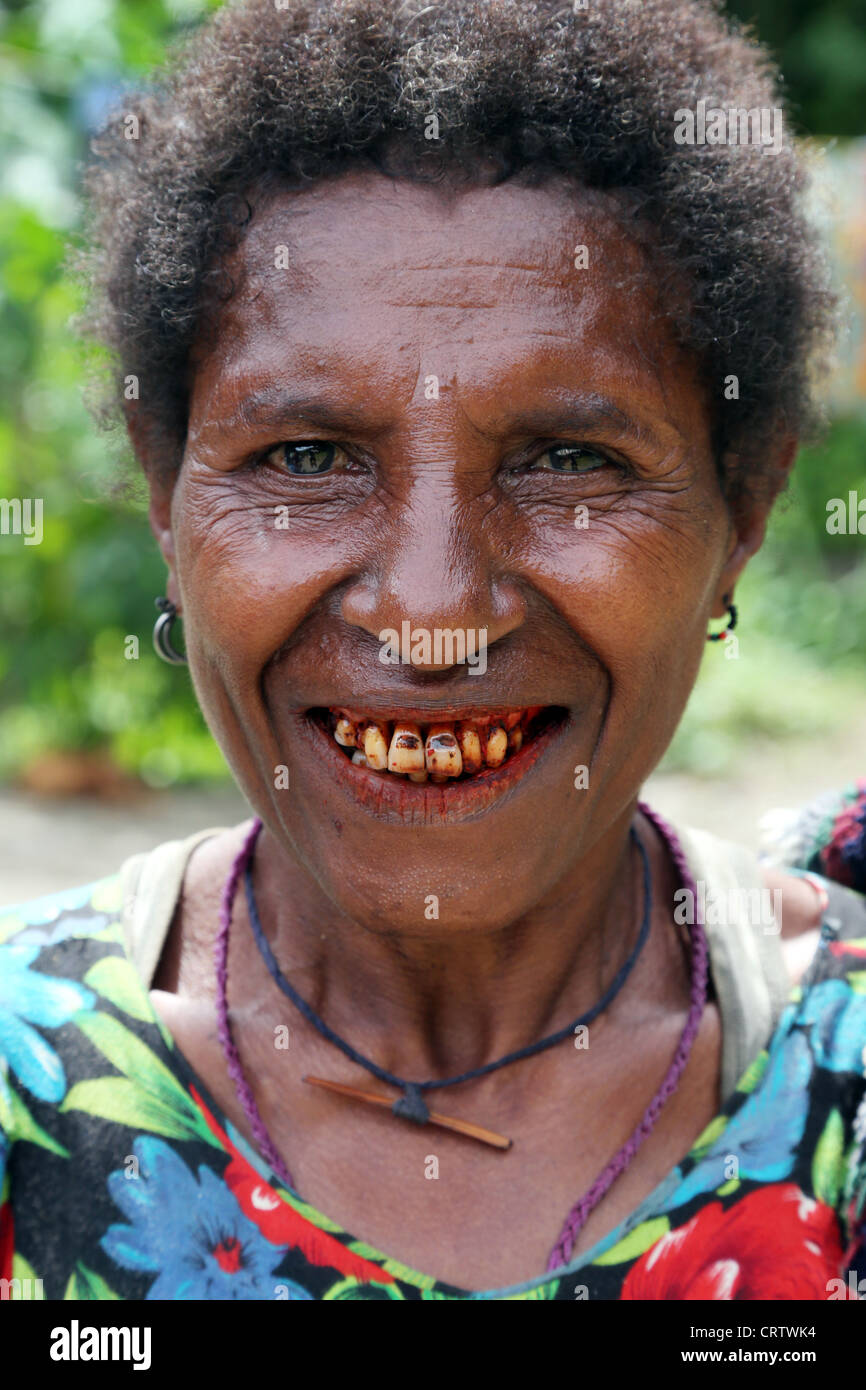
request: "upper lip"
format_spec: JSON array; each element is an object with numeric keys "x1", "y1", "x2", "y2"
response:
[{"x1": 307, "y1": 700, "x2": 559, "y2": 722}]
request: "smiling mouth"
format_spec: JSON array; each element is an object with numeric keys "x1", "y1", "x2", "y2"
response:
[{"x1": 308, "y1": 706, "x2": 565, "y2": 784}]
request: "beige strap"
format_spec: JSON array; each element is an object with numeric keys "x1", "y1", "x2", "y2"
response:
[
  {"x1": 674, "y1": 824, "x2": 792, "y2": 1099},
  {"x1": 120, "y1": 828, "x2": 227, "y2": 988}
]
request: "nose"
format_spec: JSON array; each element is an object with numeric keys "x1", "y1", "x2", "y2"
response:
[{"x1": 340, "y1": 475, "x2": 525, "y2": 672}]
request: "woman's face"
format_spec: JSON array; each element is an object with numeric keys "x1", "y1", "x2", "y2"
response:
[{"x1": 149, "y1": 169, "x2": 760, "y2": 933}]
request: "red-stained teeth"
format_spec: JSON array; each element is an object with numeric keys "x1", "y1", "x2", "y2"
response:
[
  {"x1": 484, "y1": 725, "x2": 508, "y2": 768},
  {"x1": 425, "y1": 725, "x2": 463, "y2": 779},
  {"x1": 335, "y1": 718, "x2": 357, "y2": 748},
  {"x1": 456, "y1": 722, "x2": 483, "y2": 775},
  {"x1": 327, "y1": 707, "x2": 550, "y2": 779},
  {"x1": 387, "y1": 723, "x2": 425, "y2": 775},
  {"x1": 361, "y1": 721, "x2": 389, "y2": 770}
]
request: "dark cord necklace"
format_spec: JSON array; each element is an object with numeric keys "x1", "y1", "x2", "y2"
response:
[{"x1": 241, "y1": 824, "x2": 651, "y2": 1150}]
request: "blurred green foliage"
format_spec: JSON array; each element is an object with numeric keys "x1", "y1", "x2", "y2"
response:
[
  {"x1": 0, "y1": 0, "x2": 864, "y2": 787},
  {"x1": 727, "y1": 0, "x2": 866, "y2": 137}
]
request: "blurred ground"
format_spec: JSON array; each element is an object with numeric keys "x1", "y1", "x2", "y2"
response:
[{"x1": 2, "y1": 706, "x2": 864, "y2": 907}]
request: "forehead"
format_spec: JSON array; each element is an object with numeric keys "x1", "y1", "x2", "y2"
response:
[{"x1": 190, "y1": 169, "x2": 690, "y2": 425}]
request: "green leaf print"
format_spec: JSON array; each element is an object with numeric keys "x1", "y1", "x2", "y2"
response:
[
  {"x1": 0, "y1": 911, "x2": 26, "y2": 946},
  {"x1": 278, "y1": 1190, "x2": 345, "y2": 1233},
  {"x1": 846, "y1": 971, "x2": 866, "y2": 996},
  {"x1": 71, "y1": 1010, "x2": 217, "y2": 1144},
  {"x1": 84, "y1": 956, "x2": 154, "y2": 1022},
  {"x1": 592, "y1": 1216, "x2": 670, "y2": 1267},
  {"x1": 64, "y1": 1263, "x2": 122, "y2": 1301},
  {"x1": 90, "y1": 879, "x2": 123, "y2": 915},
  {"x1": 690, "y1": 1113, "x2": 729, "y2": 1159},
  {"x1": 11, "y1": 1253, "x2": 45, "y2": 1299},
  {"x1": 0, "y1": 1078, "x2": 69, "y2": 1157},
  {"x1": 323, "y1": 1277, "x2": 406, "y2": 1299},
  {"x1": 812, "y1": 1107, "x2": 846, "y2": 1207},
  {"x1": 61, "y1": 1077, "x2": 202, "y2": 1140},
  {"x1": 735, "y1": 1050, "x2": 769, "y2": 1095},
  {"x1": 344, "y1": 1240, "x2": 436, "y2": 1290}
]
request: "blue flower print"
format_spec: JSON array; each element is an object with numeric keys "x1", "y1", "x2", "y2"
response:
[
  {"x1": 0, "y1": 943, "x2": 94, "y2": 1102},
  {"x1": 660, "y1": 1027, "x2": 813, "y2": 1212},
  {"x1": 102, "y1": 1137, "x2": 303, "y2": 1300},
  {"x1": 1, "y1": 881, "x2": 116, "y2": 949},
  {"x1": 796, "y1": 979, "x2": 866, "y2": 1074}
]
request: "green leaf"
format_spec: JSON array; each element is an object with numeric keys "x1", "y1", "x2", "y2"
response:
[
  {"x1": 503, "y1": 1280, "x2": 559, "y2": 1300},
  {"x1": 72, "y1": 1010, "x2": 201, "y2": 1123},
  {"x1": 0, "y1": 1071, "x2": 13, "y2": 1135},
  {"x1": 11, "y1": 1254, "x2": 44, "y2": 1299},
  {"x1": 716, "y1": 1178, "x2": 741, "y2": 1197},
  {"x1": 90, "y1": 879, "x2": 123, "y2": 914},
  {"x1": 0, "y1": 912, "x2": 26, "y2": 945},
  {"x1": 5, "y1": 1085, "x2": 69, "y2": 1158},
  {"x1": 323, "y1": 1277, "x2": 405, "y2": 1300},
  {"x1": 343, "y1": 1239, "x2": 436, "y2": 1288},
  {"x1": 84, "y1": 956, "x2": 153, "y2": 1022},
  {"x1": 70, "y1": 1263, "x2": 122, "y2": 1301},
  {"x1": 280, "y1": 1191, "x2": 344, "y2": 1233},
  {"x1": 690, "y1": 1113, "x2": 729, "y2": 1158},
  {"x1": 812, "y1": 1107, "x2": 845, "y2": 1207},
  {"x1": 593, "y1": 1216, "x2": 670, "y2": 1267},
  {"x1": 61, "y1": 1077, "x2": 197, "y2": 1140},
  {"x1": 736, "y1": 1049, "x2": 769, "y2": 1094},
  {"x1": 379, "y1": 1257, "x2": 436, "y2": 1290}
]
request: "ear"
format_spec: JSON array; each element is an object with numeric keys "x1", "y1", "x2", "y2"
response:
[
  {"x1": 126, "y1": 401, "x2": 182, "y2": 606},
  {"x1": 711, "y1": 435, "x2": 797, "y2": 619}
]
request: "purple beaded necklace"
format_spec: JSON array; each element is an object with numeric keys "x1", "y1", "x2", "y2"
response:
[{"x1": 213, "y1": 799, "x2": 708, "y2": 1273}]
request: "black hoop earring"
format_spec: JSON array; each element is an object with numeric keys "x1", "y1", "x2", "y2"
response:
[
  {"x1": 153, "y1": 597, "x2": 187, "y2": 665},
  {"x1": 707, "y1": 597, "x2": 738, "y2": 643}
]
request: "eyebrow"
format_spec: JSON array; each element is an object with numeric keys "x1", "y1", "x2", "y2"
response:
[
  {"x1": 475, "y1": 392, "x2": 683, "y2": 453},
  {"x1": 205, "y1": 383, "x2": 682, "y2": 454},
  {"x1": 220, "y1": 387, "x2": 380, "y2": 438}
]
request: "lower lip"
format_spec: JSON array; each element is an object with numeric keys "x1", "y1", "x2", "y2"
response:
[{"x1": 295, "y1": 711, "x2": 570, "y2": 825}]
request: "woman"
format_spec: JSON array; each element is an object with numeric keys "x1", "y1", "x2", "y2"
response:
[{"x1": 2, "y1": 0, "x2": 865, "y2": 1301}]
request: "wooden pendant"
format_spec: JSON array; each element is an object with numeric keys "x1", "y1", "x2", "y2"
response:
[{"x1": 303, "y1": 1075, "x2": 512, "y2": 1151}]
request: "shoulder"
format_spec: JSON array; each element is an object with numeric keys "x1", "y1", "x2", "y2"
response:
[
  {"x1": 0, "y1": 875, "x2": 125, "y2": 960},
  {"x1": 0, "y1": 875, "x2": 129, "y2": 1155},
  {"x1": 760, "y1": 867, "x2": 823, "y2": 987}
]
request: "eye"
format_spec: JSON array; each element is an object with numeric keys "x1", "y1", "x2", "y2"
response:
[
  {"x1": 532, "y1": 444, "x2": 611, "y2": 474},
  {"x1": 261, "y1": 441, "x2": 345, "y2": 475}
]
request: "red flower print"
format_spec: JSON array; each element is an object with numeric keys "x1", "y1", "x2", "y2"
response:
[
  {"x1": 191, "y1": 1086, "x2": 395, "y2": 1285},
  {"x1": 829, "y1": 941, "x2": 866, "y2": 961},
  {"x1": 621, "y1": 1185, "x2": 852, "y2": 1300}
]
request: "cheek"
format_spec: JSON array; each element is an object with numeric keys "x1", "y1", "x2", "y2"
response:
[
  {"x1": 171, "y1": 473, "x2": 353, "y2": 682},
  {"x1": 516, "y1": 491, "x2": 727, "y2": 761},
  {"x1": 525, "y1": 487, "x2": 725, "y2": 648}
]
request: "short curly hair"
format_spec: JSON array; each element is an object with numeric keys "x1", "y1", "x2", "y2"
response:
[{"x1": 80, "y1": 0, "x2": 838, "y2": 501}]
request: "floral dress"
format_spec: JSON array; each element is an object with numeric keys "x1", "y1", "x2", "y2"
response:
[{"x1": 1, "y1": 786, "x2": 865, "y2": 1301}]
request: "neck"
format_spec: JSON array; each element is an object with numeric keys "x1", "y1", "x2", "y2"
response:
[{"x1": 237, "y1": 801, "x2": 689, "y2": 1080}]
